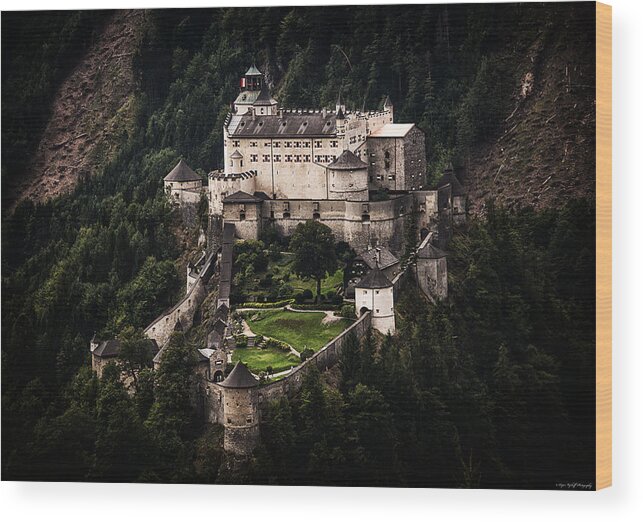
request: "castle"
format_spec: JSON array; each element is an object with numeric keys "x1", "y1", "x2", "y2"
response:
[
  {"x1": 166, "y1": 65, "x2": 446, "y2": 253},
  {"x1": 94, "y1": 65, "x2": 465, "y2": 458}
]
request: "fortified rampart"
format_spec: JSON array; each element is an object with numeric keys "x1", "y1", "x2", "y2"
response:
[
  {"x1": 144, "y1": 251, "x2": 216, "y2": 347},
  {"x1": 203, "y1": 311, "x2": 371, "y2": 427}
]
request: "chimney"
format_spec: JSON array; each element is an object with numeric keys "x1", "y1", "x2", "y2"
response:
[
  {"x1": 251, "y1": 107, "x2": 256, "y2": 121},
  {"x1": 375, "y1": 247, "x2": 381, "y2": 267},
  {"x1": 322, "y1": 107, "x2": 327, "y2": 118}
]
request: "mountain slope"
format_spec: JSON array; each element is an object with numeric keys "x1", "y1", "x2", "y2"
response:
[
  {"x1": 464, "y1": 19, "x2": 596, "y2": 213},
  {"x1": 7, "y1": 10, "x2": 144, "y2": 210}
]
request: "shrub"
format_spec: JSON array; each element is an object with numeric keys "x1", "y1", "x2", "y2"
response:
[
  {"x1": 294, "y1": 292, "x2": 305, "y2": 304},
  {"x1": 234, "y1": 334, "x2": 248, "y2": 348},
  {"x1": 238, "y1": 299, "x2": 293, "y2": 309},
  {"x1": 290, "y1": 303, "x2": 342, "y2": 311},
  {"x1": 340, "y1": 303, "x2": 356, "y2": 318},
  {"x1": 278, "y1": 283, "x2": 294, "y2": 298},
  {"x1": 302, "y1": 289, "x2": 314, "y2": 301},
  {"x1": 300, "y1": 348, "x2": 314, "y2": 362}
]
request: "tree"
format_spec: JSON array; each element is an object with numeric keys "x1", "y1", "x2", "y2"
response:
[
  {"x1": 117, "y1": 326, "x2": 152, "y2": 391},
  {"x1": 289, "y1": 221, "x2": 338, "y2": 302}
]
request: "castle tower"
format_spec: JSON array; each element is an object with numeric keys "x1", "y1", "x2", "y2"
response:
[
  {"x1": 253, "y1": 85, "x2": 278, "y2": 116},
  {"x1": 163, "y1": 159, "x2": 203, "y2": 200},
  {"x1": 355, "y1": 266, "x2": 396, "y2": 335},
  {"x1": 233, "y1": 65, "x2": 268, "y2": 115},
  {"x1": 326, "y1": 150, "x2": 369, "y2": 201},
  {"x1": 219, "y1": 362, "x2": 260, "y2": 456},
  {"x1": 415, "y1": 241, "x2": 448, "y2": 301},
  {"x1": 229, "y1": 150, "x2": 244, "y2": 174}
]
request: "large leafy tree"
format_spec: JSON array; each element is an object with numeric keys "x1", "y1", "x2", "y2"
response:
[{"x1": 289, "y1": 220, "x2": 338, "y2": 302}]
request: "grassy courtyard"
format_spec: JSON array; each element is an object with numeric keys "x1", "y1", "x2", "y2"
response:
[
  {"x1": 231, "y1": 345, "x2": 301, "y2": 374},
  {"x1": 242, "y1": 309, "x2": 353, "y2": 353},
  {"x1": 237, "y1": 250, "x2": 344, "y2": 302}
]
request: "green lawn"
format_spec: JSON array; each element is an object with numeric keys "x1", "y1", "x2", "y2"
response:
[
  {"x1": 231, "y1": 345, "x2": 301, "y2": 374},
  {"x1": 242, "y1": 309, "x2": 353, "y2": 353}
]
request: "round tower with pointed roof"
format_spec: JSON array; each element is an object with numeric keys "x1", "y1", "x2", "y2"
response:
[
  {"x1": 355, "y1": 266, "x2": 396, "y2": 335},
  {"x1": 326, "y1": 149, "x2": 369, "y2": 201},
  {"x1": 219, "y1": 361, "x2": 260, "y2": 455},
  {"x1": 163, "y1": 159, "x2": 204, "y2": 204}
]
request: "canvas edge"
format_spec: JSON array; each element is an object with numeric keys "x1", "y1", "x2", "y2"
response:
[{"x1": 595, "y1": 0, "x2": 612, "y2": 492}]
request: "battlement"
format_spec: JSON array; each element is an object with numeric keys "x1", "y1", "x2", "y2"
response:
[{"x1": 209, "y1": 169, "x2": 258, "y2": 181}]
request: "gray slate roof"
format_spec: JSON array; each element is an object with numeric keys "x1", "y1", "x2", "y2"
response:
[
  {"x1": 253, "y1": 86, "x2": 277, "y2": 106},
  {"x1": 227, "y1": 113, "x2": 337, "y2": 137},
  {"x1": 245, "y1": 65, "x2": 262, "y2": 76},
  {"x1": 436, "y1": 168, "x2": 466, "y2": 196},
  {"x1": 417, "y1": 242, "x2": 447, "y2": 259},
  {"x1": 93, "y1": 339, "x2": 159, "y2": 359},
  {"x1": 164, "y1": 159, "x2": 201, "y2": 182},
  {"x1": 220, "y1": 362, "x2": 258, "y2": 388},
  {"x1": 327, "y1": 149, "x2": 368, "y2": 170},
  {"x1": 357, "y1": 246, "x2": 399, "y2": 270},
  {"x1": 223, "y1": 191, "x2": 261, "y2": 203},
  {"x1": 356, "y1": 267, "x2": 393, "y2": 289},
  {"x1": 234, "y1": 90, "x2": 261, "y2": 105}
]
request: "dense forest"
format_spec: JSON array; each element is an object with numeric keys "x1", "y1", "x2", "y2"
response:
[{"x1": 2, "y1": 4, "x2": 595, "y2": 487}]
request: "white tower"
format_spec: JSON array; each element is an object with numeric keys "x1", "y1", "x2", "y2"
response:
[{"x1": 355, "y1": 266, "x2": 396, "y2": 335}]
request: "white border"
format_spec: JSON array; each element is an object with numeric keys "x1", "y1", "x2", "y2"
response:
[{"x1": 1, "y1": 0, "x2": 642, "y2": 520}]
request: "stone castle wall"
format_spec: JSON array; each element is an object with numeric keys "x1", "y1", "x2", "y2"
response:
[
  {"x1": 144, "y1": 253, "x2": 216, "y2": 347},
  {"x1": 256, "y1": 311, "x2": 372, "y2": 410}
]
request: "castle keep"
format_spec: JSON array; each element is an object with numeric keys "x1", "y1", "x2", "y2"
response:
[{"x1": 95, "y1": 65, "x2": 466, "y2": 457}]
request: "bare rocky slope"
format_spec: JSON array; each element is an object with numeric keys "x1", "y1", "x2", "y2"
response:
[
  {"x1": 9, "y1": 10, "x2": 144, "y2": 210},
  {"x1": 464, "y1": 27, "x2": 596, "y2": 214}
]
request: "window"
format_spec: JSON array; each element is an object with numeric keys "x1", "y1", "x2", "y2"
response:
[
  {"x1": 388, "y1": 175, "x2": 396, "y2": 180},
  {"x1": 239, "y1": 212, "x2": 246, "y2": 221},
  {"x1": 304, "y1": 154, "x2": 311, "y2": 162},
  {"x1": 313, "y1": 212, "x2": 320, "y2": 220},
  {"x1": 330, "y1": 140, "x2": 338, "y2": 147},
  {"x1": 249, "y1": 141, "x2": 258, "y2": 147},
  {"x1": 294, "y1": 141, "x2": 301, "y2": 147},
  {"x1": 384, "y1": 151, "x2": 390, "y2": 159},
  {"x1": 264, "y1": 142, "x2": 271, "y2": 147},
  {"x1": 363, "y1": 290, "x2": 368, "y2": 295},
  {"x1": 314, "y1": 140, "x2": 322, "y2": 148},
  {"x1": 263, "y1": 154, "x2": 270, "y2": 162},
  {"x1": 314, "y1": 155, "x2": 322, "y2": 162},
  {"x1": 250, "y1": 154, "x2": 258, "y2": 162},
  {"x1": 285, "y1": 154, "x2": 292, "y2": 162},
  {"x1": 274, "y1": 154, "x2": 281, "y2": 162},
  {"x1": 283, "y1": 212, "x2": 291, "y2": 218},
  {"x1": 313, "y1": 202, "x2": 319, "y2": 211},
  {"x1": 303, "y1": 141, "x2": 310, "y2": 147},
  {"x1": 233, "y1": 140, "x2": 240, "y2": 147},
  {"x1": 385, "y1": 160, "x2": 391, "y2": 169},
  {"x1": 370, "y1": 152, "x2": 376, "y2": 157},
  {"x1": 285, "y1": 141, "x2": 292, "y2": 147},
  {"x1": 274, "y1": 141, "x2": 281, "y2": 147},
  {"x1": 376, "y1": 290, "x2": 379, "y2": 295},
  {"x1": 294, "y1": 154, "x2": 301, "y2": 162}
]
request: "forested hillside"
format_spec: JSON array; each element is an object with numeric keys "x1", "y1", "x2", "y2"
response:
[{"x1": 2, "y1": 4, "x2": 596, "y2": 486}]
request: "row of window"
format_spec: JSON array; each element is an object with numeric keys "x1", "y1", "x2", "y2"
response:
[{"x1": 229, "y1": 140, "x2": 339, "y2": 148}]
